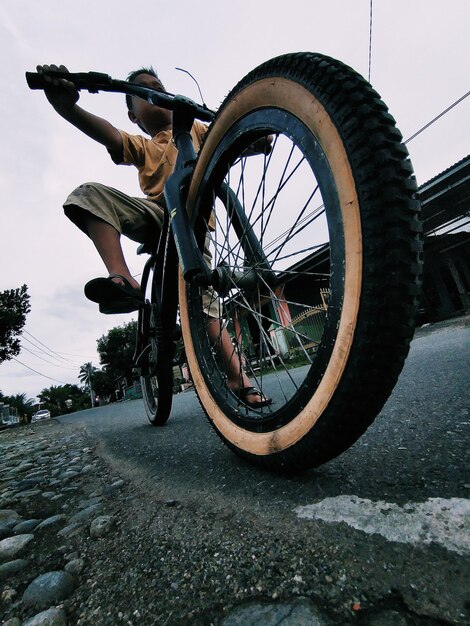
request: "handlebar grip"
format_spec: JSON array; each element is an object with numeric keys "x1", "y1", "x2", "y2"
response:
[
  {"x1": 25, "y1": 72, "x2": 47, "y2": 90},
  {"x1": 25, "y1": 70, "x2": 114, "y2": 92}
]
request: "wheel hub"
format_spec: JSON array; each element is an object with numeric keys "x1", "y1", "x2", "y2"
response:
[{"x1": 211, "y1": 263, "x2": 278, "y2": 297}]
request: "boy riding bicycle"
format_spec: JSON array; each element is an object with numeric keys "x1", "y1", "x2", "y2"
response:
[{"x1": 37, "y1": 63, "x2": 271, "y2": 407}]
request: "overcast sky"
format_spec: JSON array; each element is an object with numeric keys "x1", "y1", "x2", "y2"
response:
[{"x1": 0, "y1": 0, "x2": 469, "y2": 402}]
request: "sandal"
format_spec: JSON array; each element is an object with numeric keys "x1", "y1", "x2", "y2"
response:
[
  {"x1": 84, "y1": 274, "x2": 144, "y2": 315},
  {"x1": 234, "y1": 386, "x2": 273, "y2": 408},
  {"x1": 98, "y1": 300, "x2": 142, "y2": 315}
]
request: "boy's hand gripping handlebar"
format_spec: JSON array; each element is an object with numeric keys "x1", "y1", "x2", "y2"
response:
[
  {"x1": 25, "y1": 70, "x2": 114, "y2": 93},
  {"x1": 25, "y1": 68, "x2": 215, "y2": 123}
]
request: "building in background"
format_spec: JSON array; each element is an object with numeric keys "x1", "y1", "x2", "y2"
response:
[
  {"x1": 226, "y1": 156, "x2": 470, "y2": 363},
  {"x1": 419, "y1": 155, "x2": 470, "y2": 322}
]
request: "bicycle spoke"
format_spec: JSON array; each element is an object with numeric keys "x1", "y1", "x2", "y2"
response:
[{"x1": 190, "y1": 117, "x2": 335, "y2": 419}]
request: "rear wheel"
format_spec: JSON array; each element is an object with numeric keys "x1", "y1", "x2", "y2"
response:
[
  {"x1": 179, "y1": 52, "x2": 422, "y2": 471},
  {"x1": 138, "y1": 269, "x2": 173, "y2": 426}
]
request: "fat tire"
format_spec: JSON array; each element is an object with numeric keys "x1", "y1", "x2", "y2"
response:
[{"x1": 180, "y1": 52, "x2": 422, "y2": 471}]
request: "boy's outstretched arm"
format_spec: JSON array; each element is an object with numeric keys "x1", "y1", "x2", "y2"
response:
[{"x1": 37, "y1": 64, "x2": 123, "y2": 156}]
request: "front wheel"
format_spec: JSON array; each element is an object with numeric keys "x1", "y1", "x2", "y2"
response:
[{"x1": 179, "y1": 52, "x2": 422, "y2": 472}]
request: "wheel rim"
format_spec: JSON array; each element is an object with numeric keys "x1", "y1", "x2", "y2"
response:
[
  {"x1": 141, "y1": 333, "x2": 157, "y2": 406},
  {"x1": 142, "y1": 374, "x2": 158, "y2": 413},
  {"x1": 181, "y1": 78, "x2": 362, "y2": 453}
]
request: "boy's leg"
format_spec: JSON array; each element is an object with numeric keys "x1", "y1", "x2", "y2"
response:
[
  {"x1": 206, "y1": 317, "x2": 269, "y2": 405},
  {"x1": 84, "y1": 214, "x2": 140, "y2": 291},
  {"x1": 201, "y1": 237, "x2": 269, "y2": 405},
  {"x1": 63, "y1": 181, "x2": 164, "y2": 292}
]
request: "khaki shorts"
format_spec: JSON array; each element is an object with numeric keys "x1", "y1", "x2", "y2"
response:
[{"x1": 64, "y1": 182, "x2": 221, "y2": 318}]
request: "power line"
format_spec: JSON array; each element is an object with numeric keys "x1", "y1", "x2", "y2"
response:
[
  {"x1": 11, "y1": 357, "x2": 70, "y2": 385},
  {"x1": 20, "y1": 345, "x2": 78, "y2": 371},
  {"x1": 23, "y1": 330, "x2": 80, "y2": 365},
  {"x1": 21, "y1": 335, "x2": 82, "y2": 367},
  {"x1": 21, "y1": 334, "x2": 64, "y2": 357},
  {"x1": 22, "y1": 332, "x2": 71, "y2": 362},
  {"x1": 363, "y1": 0, "x2": 467, "y2": 144},
  {"x1": 404, "y1": 89, "x2": 470, "y2": 144},
  {"x1": 55, "y1": 351, "x2": 98, "y2": 359},
  {"x1": 22, "y1": 331, "x2": 85, "y2": 366}
]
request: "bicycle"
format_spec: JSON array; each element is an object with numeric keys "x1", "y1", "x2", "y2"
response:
[{"x1": 26, "y1": 52, "x2": 422, "y2": 472}]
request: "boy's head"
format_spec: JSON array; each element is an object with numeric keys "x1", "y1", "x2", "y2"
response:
[
  {"x1": 125, "y1": 66, "x2": 165, "y2": 111},
  {"x1": 126, "y1": 67, "x2": 171, "y2": 135}
]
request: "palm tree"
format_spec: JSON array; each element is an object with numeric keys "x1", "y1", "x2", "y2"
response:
[
  {"x1": 78, "y1": 362, "x2": 97, "y2": 407},
  {"x1": 11, "y1": 392, "x2": 35, "y2": 416},
  {"x1": 0, "y1": 391, "x2": 35, "y2": 421}
]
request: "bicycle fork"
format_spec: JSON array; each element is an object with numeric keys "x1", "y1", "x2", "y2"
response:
[
  {"x1": 165, "y1": 104, "x2": 277, "y2": 298},
  {"x1": 165, "y1": 169, "x2": 278, "y2": 297}
]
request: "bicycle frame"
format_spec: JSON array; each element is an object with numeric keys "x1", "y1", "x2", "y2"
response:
[
  {"x1": 25, "y1": 69, "x2": 274, "y2": 294},
  {"x1": 25, "y1": 67, "x2": 275, "y2": 372},
  {"x1": 26, "y1": 53, "x2": 423, "y2": 469}
]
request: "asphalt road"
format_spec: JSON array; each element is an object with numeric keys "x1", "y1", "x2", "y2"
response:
[{"x1": 59, "y1": 315, "x2": 470, "y2": 624}]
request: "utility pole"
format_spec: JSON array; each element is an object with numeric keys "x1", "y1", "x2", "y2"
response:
[{"x1": 88, "y1": 362, "x2": 95, "y2": 407}]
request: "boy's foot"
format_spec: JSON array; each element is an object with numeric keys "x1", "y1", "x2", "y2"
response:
[
  {"x1": 84, "y1": 274, "x2": 144, "y2": 314},
  {"x1": 98, "y1": 300, "x2": 141, "y2": 315},
  {"x1": 233, "y1": 386, "x2": 272, "y2": 408}
]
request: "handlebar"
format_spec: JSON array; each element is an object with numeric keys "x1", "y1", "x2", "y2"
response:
[{"x1": 25, "y1": 69, "x2": 216, "y2": 123}]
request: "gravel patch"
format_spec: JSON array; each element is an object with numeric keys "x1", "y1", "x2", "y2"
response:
[{"x1": 1, "y1": 418, "x2": 466, "y2": 625}]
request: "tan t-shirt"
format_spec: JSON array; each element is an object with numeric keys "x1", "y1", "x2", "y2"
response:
[{"x1": 116, "y1": 121, "x2": 207, "y2": 203}]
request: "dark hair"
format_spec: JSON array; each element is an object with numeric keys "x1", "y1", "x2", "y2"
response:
[{"x1": 125, "y1": 66, "x2": 165, "y2": 110}]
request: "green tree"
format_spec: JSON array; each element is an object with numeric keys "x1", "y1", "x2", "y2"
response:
[
  {"x1": 92, "y1": 368, "x2": 117, "y2": 401},
  {"x1": 97, "y1": 320, "x2": 137, "y2": 387},
  {"x1": 0, "y1": 390, "x2": 35, "y2": 420},
  {"x1": 78, "y1": 362, "x2": 97, "y2": 406},
  {"x1": 0, "y1": 285, "x2": 31, "y2": 363},
  {"x1": 38, "y1": 384, "x2": 88, "y2": 417}
]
